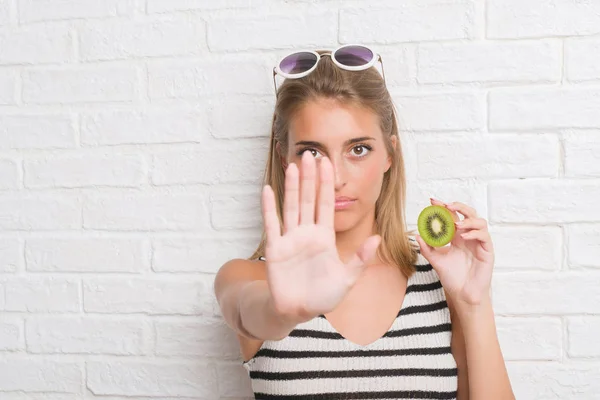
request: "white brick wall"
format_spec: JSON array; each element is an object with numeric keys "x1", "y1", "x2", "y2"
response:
[{"x1": 0, "y1": 1, "x2": 598, "y2": 399}]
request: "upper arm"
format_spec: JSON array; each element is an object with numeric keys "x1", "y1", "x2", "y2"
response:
[
  {"x1": 213, "y1": 258, "x2": 267, "y2": 333},
  {"x1": 446, "y1": 290, "x2": 470, "y2": 400}
]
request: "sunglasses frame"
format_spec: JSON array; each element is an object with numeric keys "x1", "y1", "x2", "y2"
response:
[{"x1": 272, "y1": 44, "x2": 386, "y2": 98}]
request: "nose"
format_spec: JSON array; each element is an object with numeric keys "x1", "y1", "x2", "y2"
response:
[{"x1": 330, "y1": 156, "x2": 347, "y2": 190}]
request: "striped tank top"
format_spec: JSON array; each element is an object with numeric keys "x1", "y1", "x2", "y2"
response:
[{"x1": 242, "y1": 244, "x2": 458, "y2": 399}]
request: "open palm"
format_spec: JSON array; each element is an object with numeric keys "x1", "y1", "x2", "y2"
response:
[{"x1": 261, "y1": 151, "x2": 381, "y2": 322}]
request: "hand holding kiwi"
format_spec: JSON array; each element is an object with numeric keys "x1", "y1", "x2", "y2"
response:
[
  {"x1": 415, "y1": 198, "x2": 496, "y2": 308},
  {"x1": 261, "y1": 151, "x2": 381, "y2": 324}
]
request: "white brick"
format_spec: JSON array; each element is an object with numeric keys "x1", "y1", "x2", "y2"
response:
[
  {"x1": 87, "y1": 360, "x2": 217, "y2": 397},
  {"x1": 210, "y1": 186, "x2": 262, "y2": 230},
  {"x1": 0, "y1": 193, "x2": 81, "y2": 230},
  {"x1": 148, "y1": 0, "x2": 252, "y2": 13},
  {"x1": 489, "y1": 88, "x2": 600, "y2": 131},
  {"x1": 83, "y1": 277, "x2": 214, "y2": 315},
  {"x1": 488, "y1": 0, "x2": 600, "y2": 38},
  {"x1": 392, "y1": 91, "x2": 485, "y2": 131},
  {"x1": 376, "y1": 44, "x2": 415, "y2": 88},
  {"x1": 0, "y1": 114, "x2": 76, "y2": 149},
  {"x1": 416, "y1": 134, "x2": 559, "y2": 180},
  {"x1": 0, "y1": 25, "x2": 71, "y2": 65},
  {"x1": 26, "y1": 316, "x2": 147, "y2": 355},
  {"x1": 0, "y1": 0, "x2": 9, "y2": 26},
  {"x1": 418, "y1": 40, "x2": 561, "y2": 84},
  {"x1": 80, "y1": 17, "x2": 206, "y2": 61},
  {"x1": 564, "y1": 131, "x2": 600, "y2": 178},
  {"x1": 0, "y1": 69, "x2": 16, "y2": 104},
  {"x1": 0, "y1": 394, "x2": 79, "y2": 400},
  {"x1": 340, "y1": 4, "x2": 475, "y2": 44},
  {"x1": 0, "y1": 238, "x2": 21, "y2": 272},
  {"x1": 208, "y1": 95, "x2": 274, "y2": 139},
  {"x1": 18, "y1": 0, "x2": 130, "y2": 23},
  {"x1": 4, "y1": 277, "x2": 80, "y2": 312},
  {"x1": 489, "y1": 180, "x2": 600, "y2": 224},
  {"x1": 507, "y1": 362, "x2": 600, "y2": 399},
  {"x1": 496, "y1": 317, "x2": 562, "y2": 361},
  {"x1": 490, "y1": 227, "x2": 562, "y2": 271},
  {"x1": 492, "y1": 273, "x2": 600, "y2": 314},
  {"x1": 25, "y1": 238, "x2": 150, "y2": 273},
  {"x1": 153, "y1": 236, "x2": 257, "y2": 273},
  {"x1": 216, "y1": 362, "x2": 254, "y2": 397},
  {"x1": 0, "y1": 158, "x2": 19, "y2": 190},
  {"x1": 155, "y1": 318, "x2": 240, "y2": 359},
  {"x1": 151, "y1": 140, "x2": 267, "y2": 185},
  {"x1": 567, "y1": 317, "x2": 600, "y2": 358},
  {"x1": 22, "y1": 65, "x2": 138, "y2": 104},
  {"x1": 83, "y1": 193, "x2": 208, "y2": 231},
  {"x1": 0, "y1": 357, "x2": 81, "y2": 392},
  {"x1": 81, "y1": 108, "x2": 208, "y2": 146},
  {"x1": 148, "y1": 57, "x2": 271, "y2": 99},
  {"x1": 0, "y1": 318, "x2": 24, "y2": 351},
  {"x1": 566, "y1": 37, "x2": 600, "y2": 82},
  {"x1": 208, "y1": 11, "x2": 336, "y2": 52},
  {"x1": 24, "y1": 153, "x2": 146, "y2": 188},
  {"x1": 568, "y1": 224, "x2": 600, "y2": 269},
  {"x1": 0, "y1": 281, "x2": 4, "y2": 309}
]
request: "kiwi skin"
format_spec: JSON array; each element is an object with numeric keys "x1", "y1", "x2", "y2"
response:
[{"x1": 417, "y1": 205, "x2": 456, "y2": 247}]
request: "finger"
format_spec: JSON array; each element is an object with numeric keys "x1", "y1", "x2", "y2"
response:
[
  {"x1": 446, "y1": 201, "x2": 478, "y2": 219},
  {"x1": 345, "y1": 234, "x2": 381, "y2": 282},
  {"x1": 316, "y1": 157, "x2": 334, "y2": 228},
  {"x1": 454, "y1": 217, "x2": 487, "y2": 231},
  {"x1": 283, "y1": 162, "x2": 299, "y2": 233},
  {"x1": 460, "y1": 229, "x2": 493, "y2": 252},
  {"x1": 299, "y1": 151, "x2": 317, "y2": 225},
  {"x1": 262, "y1": 185, "x2": 281, "y2": 244}
]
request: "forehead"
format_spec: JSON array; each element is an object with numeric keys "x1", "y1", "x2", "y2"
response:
[{"x1": 288, "y1": 98, "x2": 381, "y2": 144}]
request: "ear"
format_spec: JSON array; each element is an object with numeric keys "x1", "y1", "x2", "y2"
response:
[
  {"x1": 385, "y1": 135, "x2": 397, "y2": 173},
  {"x1": 276, "y1": 141, "x2": 288, "y2": 169}
]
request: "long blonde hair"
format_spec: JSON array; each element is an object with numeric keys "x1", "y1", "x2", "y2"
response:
[{"x1": 249, "y1": 50, "x2": 419, "y2": 277}]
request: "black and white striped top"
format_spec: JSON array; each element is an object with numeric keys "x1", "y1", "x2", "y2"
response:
[{"x1": 242, "y1": 245, "x2": 458, "y2": 400}]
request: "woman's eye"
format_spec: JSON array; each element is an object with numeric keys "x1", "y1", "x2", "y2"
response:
[
  {"x1": 298, "y1": 149, "x2": 322, "y2": 158},
  {"x1": 351, "y1": 145, "x2": 371, "y2": 157}
]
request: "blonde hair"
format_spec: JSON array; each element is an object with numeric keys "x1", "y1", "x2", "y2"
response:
[{"x1": 249, "y1": 50, "x2": 419, "y2": 277}]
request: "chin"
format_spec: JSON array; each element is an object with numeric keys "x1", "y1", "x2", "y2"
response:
[{"x1": 333, "y1": 212, "x2": 356, "y2": 233}]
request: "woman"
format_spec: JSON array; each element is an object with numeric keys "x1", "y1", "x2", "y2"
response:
[{"x1": 214, "y1": 45, "x2": 515, "y2": 399}]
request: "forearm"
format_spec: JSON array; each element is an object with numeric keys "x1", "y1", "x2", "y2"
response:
[
  {"x1": 457, "y1": 296, "x2": 515, "y2": 400},
  {"x1": 237, "y1": 280, "x2": 304, "y2": 341}
]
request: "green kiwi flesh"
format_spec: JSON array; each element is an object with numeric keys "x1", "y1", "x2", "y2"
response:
[{"x1": 417, "y1": 205, "x2": 456, "y2": 247}]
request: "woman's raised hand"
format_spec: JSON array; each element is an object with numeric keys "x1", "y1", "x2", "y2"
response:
[{"x1": 261, "y1": 151, "x2": 382, "y2": 323}]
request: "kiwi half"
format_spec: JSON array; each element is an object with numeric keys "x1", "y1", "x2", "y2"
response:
[{"x1": 417, "y1": 205, "x2": 456, "y2": 247}]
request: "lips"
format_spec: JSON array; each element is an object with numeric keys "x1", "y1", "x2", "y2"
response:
[
  {"x1": 334, "y1": 197, "x2": 356, "y2": 210},
  {"x1": 335, "y1": 196, "x2": 355, "y2": 202}
]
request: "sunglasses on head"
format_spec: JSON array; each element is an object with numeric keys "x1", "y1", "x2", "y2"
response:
[{"x1": 272, "y1": 44, "x2": 386, "y2": 97}]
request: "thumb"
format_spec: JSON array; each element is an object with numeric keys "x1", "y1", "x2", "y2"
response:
[
  {"x1": 345, "y1": 234, "x2": 382, "y2": 276},
  {"x1": 415, "y1": 234, "x2": 434, "y2": 260}
]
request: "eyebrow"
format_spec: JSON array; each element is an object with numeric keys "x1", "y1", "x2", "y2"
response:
[{"x1": 295, "y1": 136, "x2": 376, "y2": 147}]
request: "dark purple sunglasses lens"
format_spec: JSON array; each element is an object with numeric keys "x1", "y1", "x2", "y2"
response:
[
  {"x1": 335, "y1": 45, "x2": 374, "y2": 66},
  {"x1": 279, "y1": 52, "x2": 318, "y2": 74}
]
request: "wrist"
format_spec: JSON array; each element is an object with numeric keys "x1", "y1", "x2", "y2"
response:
[
  {"x1": 454, "y1": 294, "x2": 494, "y2": 322},
  {"x1": 265, "y1": 291, "x2": 308, "y2": 332}
]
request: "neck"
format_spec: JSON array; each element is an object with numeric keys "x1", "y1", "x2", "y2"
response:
[{"x1": 335, "y1": 206, "x2": 380, "y2": 266}]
